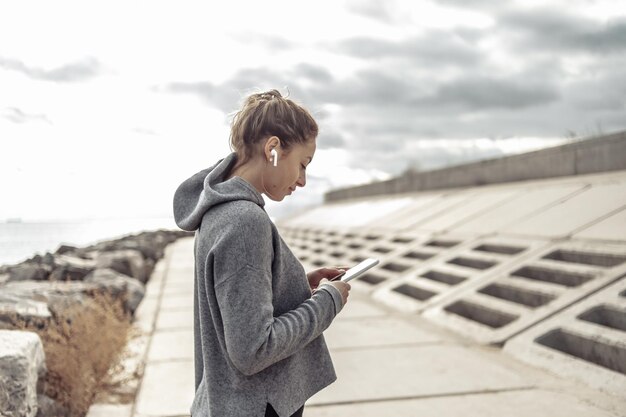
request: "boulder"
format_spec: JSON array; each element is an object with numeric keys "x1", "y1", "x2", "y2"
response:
[
  {"x1": 0, "y1": 294, "x2": 51, "y2": 330},
  {"x1": 0, "y1": 330, "x2": 46, "y2": 417},
  {"x1": 6, "y1": 264, "x2": 50, "y2": 283},
  {"x1": 2, "y1": 281, "x2": 99, "y2": 316},
  {"x1": 84, "y1": 269, "x2": 145, "y2": 315},
  {"x1": 53, "y1": 244, "x2": 78, "y2": 256},
  {"x1": 36, "y1": 395, "x2": 69, "y2": 417},
  {"x1": 48, "y1": 254, "x2": 96, "y2": 282},
  {"x1": 94, "y1": 250, "x2": 147, "y2": 283}
]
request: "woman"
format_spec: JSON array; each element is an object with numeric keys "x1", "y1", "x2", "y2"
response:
[{"x1": 173, "y1": 89, "x2": 351, "y2": 417}]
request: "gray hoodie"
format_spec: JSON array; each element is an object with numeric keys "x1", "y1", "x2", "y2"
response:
[{"x1": 173, "y1": 152, "x2": 344, "y2": 417}]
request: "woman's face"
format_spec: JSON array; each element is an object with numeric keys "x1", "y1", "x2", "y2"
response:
[{"x1": 267, "y1": 139, "x2": 316, "y2": 201}]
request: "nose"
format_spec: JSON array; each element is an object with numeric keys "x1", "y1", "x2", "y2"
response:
[{"x1": 296, "y1": 171, "x2": 306, "y2": 188}]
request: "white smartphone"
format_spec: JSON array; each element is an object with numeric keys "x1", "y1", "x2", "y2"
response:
[{"x1": 330, "y1": 258, "x2": 380, "y2": 283}]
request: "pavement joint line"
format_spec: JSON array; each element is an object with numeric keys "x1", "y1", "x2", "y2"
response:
[
  {"x1": 129, "y1": 246, "x2": 173, "y2": 417},
  {"x1": 305, "y1": 385, "x2": 537, "y2": 408},
  {"x1": 444, "y1": 190, "x2": 524, "y2": 232},
  {"x1": 153, "y1": 327, "x2": 192, "y2": 333},
  {"x1": 496, "y1": 184, "x2": 592, "y2": 233},
  {"x1": 568, "y1": 202, "x2": 626, "y2": 237}
]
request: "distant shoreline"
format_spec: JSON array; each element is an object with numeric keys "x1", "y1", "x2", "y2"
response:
[{"x1": 0, "y1": 218, "x2": 178, "y2": 266}]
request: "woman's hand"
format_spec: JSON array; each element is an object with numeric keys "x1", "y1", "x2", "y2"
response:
[
  {"x1": 318, "y1": 278, "x2": 351, "y2": 306},
  {"x1": 307, "y1": 266, "x2": 350, "y2": 291}
]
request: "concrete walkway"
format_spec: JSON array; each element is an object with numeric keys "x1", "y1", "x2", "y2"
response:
[{"x1": 131, "y1": 237, "x2": 625, "y2": 417}]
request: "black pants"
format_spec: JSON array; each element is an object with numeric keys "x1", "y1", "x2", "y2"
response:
[{"x1": 265, "y1": 403, "x2": 304, "y2": 417}]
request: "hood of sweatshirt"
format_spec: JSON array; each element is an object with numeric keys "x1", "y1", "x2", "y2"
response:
[{"x1": 173, "y1": 152, "x2": 266, "y2": 231}]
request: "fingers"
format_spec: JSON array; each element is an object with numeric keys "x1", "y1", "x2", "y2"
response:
[
  {"x1": 319, "y1": 278, "x2": 351, "y2": 305},
  {"x1": 331, "y1": 280, "x2": 351, "y2": 305},
  {"x1": 331, "y1": 266, "x2": 350, "y2": 271}
]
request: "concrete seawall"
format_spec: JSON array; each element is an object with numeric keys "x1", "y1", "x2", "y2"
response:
[{"x1": 326, "y1": 130, "x2": 626, "y2": 202}]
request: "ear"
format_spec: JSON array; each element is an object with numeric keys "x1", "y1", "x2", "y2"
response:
[{"x1": 264, "y1": 136, "x2": 281, "y2": 160}]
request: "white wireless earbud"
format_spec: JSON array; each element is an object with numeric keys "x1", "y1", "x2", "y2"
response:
[{"x1": 270, "y1": 149, "x2": 278, "y2": 167}]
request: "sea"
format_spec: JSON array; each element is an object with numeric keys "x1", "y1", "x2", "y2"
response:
[{"x1": 0, "y1": 217, "x2": 179, "y2": 266}]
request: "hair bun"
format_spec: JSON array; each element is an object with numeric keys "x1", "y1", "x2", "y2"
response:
[{"x1": 259, "y1": 89, "x2": 282, "y2": 101}]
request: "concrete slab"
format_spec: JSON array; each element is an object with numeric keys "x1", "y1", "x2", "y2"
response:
[
  {"x1": 450, "y1": 183, "x2": 586, "y2": 235},
  {"x1": 372, "y1": 236, "x2": 547, "y2": 314},
  {"x1": 339, "y1": 298, "x2": 388, "y2": 319},
  {"x1": 155, "y1": 308, "x2": 193, "y2": 331},
  {"x1": 133, "y1": 297, "x2": 159, "y2": 333},
  {"x1": 417, "y1": 189, "x2": 521, "y2": 232},
  {"x1": 162, "y1": 280, "x2": 194, "y2": 296},
  {"x1": 166, "y1": 239, "x2": 195, "y2": 269},
  {"x1": 86, "y1": 403, "x2": 133, "y2": 417},
  {"x1": 421, "y1": 240, "x2": 626, "y2": 345},
  {"x1": 402, "y1": 193, "x2": 473, "y2": 230},
  {"x1": 133, "y1": 360, "x2": 194, "y2": 417},
  {"x1": 502, "y1": 182, "x2": 626, "y2": 238},
  {"x1": 308, "y1": 344, "x2": 530, "y2": 405},
  {"x1": 304, "y1": 232, "x2": 482, "y2": 294},
  {"x1": 159, "y1": 293, "x2": 192, "y2": 311},
  {"x1": 163, "y1": 268, "x2": 194, "y2": 284},
  {"x1": 575, "y1": 206, "x2": 626, "y2": 241},
  {"x1": 324, "y1": 316, "x2": 444, "y2": 350},
  {"x1": 147, "y1": 329, "x2": 194, "y2": 362},
  {"x1": 504, "y1": 276, "x2": 626, "y2": 398},
  {"x1": 144, "y1": 259, "x2": 166, "y2": 299},
  {"x1": 284, "y1": 197, "x2": 415, "y2": 228},
  {"x1": 367, "y1": 194, "x2": 442, "y2": 231},
  {"x1": 305, "y1": 389, "x2": 621, "y2": 417}
]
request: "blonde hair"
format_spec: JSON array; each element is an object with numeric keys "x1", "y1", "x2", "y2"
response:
[{"x1": 229, "y1": 89, "x2": 318, "y2": 166}]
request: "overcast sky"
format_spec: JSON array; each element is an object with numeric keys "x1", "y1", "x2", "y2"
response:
[{"x1": 1, "y1": 0, "x2": 625, "y2": 223}]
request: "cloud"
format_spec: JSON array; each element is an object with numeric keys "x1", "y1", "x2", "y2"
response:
[
  {"x1": 335, "y1": 31, "x2": 482, "y2": 67},
  {"x1": 1, "y1": 107, "x2": 51, "y2": 124},
  {"x1": 317, "y1": 129, "x2": 346, "y2": 148},
  {"x1": 155, "y1": 3, "x2": 625, "y2": 183},
  {"x1": 293, "y1": 63, "x2": 334, "y2": 84},
  {"x1": 162, "y1": 65, "x2": 331, "y2": 113},
  {"x1": 418, "y1": 76, "x2": 560, "y2": 109},
  {"x1": 230, "y1": 33, "x2": 297, "y2": 51},
  {"x1": 345, "y1": 0, "x2": 397, "y2": 24},
  {"x1": 501, "y1": 9, "x2": 626, "y2": 54},
  {"x1": 0, "y1": 56, "x2": 103, "y2": 82}
]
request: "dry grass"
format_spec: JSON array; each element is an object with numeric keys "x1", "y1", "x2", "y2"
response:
[{"x1": 14, "y1": 291, "x2": 132, "y2": 417}]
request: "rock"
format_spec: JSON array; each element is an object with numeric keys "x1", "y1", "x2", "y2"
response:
[
  {"x1": 54, "y1": 244, "x2": 78, "y2": 256},
  {"x1": 48, "y1": 255, "x2": 96, "y2": 282},
  {"x1": 95, "y1": 250, "x2": 147, "y2": 283},
  {"x1": 40, "y1": 253, "x2": 55, "y2": 269},
  {"x1": 0, "y1": 294, "x2": 51, "y2": 330},
  {"x1": 7, "y1": 264, "x2": 50, "y2": 283},
  {"x1": 84, "y1": 269, "x2": 145, "y2": 315},
  {"x1": 36, "y1": 395, "x2": 69, "y2": 417},
  {"x1": 0, "y1": 330, "x2": 46, "y2": 417},
  {"x1": 2, "y1": 281, "x2": 98, "y2": 316}
]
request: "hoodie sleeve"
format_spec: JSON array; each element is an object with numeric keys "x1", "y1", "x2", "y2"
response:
[{"x1": 210, "y1": 207, "x2": 341, "y2": 376}]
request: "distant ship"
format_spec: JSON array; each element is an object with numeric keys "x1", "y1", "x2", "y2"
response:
[{"x1": 6, "y1": 218, "x2": 23, "y2": 223}]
